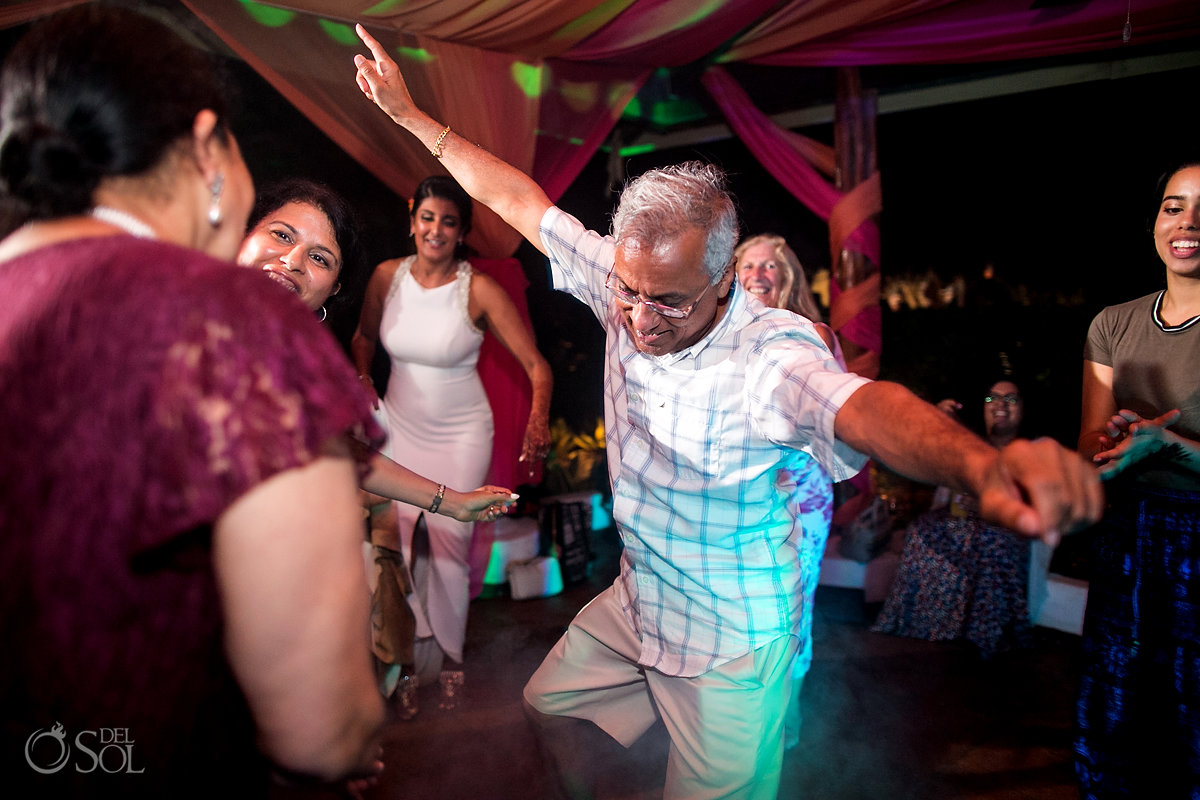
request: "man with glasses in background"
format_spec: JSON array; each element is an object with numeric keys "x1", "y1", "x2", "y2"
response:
[{"x1": 353, "y1": 26, "x2": 1104, "y2": 799}]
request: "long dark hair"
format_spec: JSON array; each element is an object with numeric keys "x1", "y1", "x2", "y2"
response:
[{"x1": 0, "y1": 4, "x2": 231, "y2": 226}]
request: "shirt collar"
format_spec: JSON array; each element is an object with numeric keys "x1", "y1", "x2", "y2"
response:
[{"x1": 642, "y1": 281, "x2": 744, "y2": 366}]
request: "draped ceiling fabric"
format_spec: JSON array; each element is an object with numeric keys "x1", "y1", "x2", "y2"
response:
[
  {"x1": 6, "y1": 0, "x2": 1199, "y2": 463},
  {"x1": 10, "y1": 1, "x2": 1200, "y2": 255},
  {"x1": 172, "y1": 0, "x2": 1198, "y2": 337}
]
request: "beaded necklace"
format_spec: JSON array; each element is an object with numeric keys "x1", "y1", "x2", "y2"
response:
[{"x1": 90, "y1": 205, "x2": 157, "y2": 239}]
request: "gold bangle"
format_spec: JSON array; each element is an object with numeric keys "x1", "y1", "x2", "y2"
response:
[{"x1": 430, "y1": 124, "x2": 451, "y2": 159}]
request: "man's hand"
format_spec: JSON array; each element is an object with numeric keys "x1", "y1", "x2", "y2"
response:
[
  {"x1": 354, "y1": 24, "x2": 419, "y2": 123},
  {"x1": 976, "y1": 438, "x2": 1104, "y2": 547}
]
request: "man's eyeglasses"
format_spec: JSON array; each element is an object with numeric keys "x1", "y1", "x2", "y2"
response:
[
  {"x1": 984, "y1": 394, "x2": 1021, "y2": 406},
  {"x1": 605, "y1": 266, "x2": 712, "y2": 320}
]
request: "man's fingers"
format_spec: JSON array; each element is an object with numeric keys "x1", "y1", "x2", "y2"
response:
[
  {"x1": 987, "y1": 439, "x2": 1103, "y2": 544},
  {"x1": 356, "y1": 23, "x2": 388, "y2": 62}
]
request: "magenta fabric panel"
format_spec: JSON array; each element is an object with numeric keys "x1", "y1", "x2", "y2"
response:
[
  {"x1": 701, "y1": 66, "x2": 881, "y2": 266},
  {"x1": 717, "y1": 0, "x2": 960, "y2": 65},
  {"x1": 468, "y1": 257, "x2": 541, "y2": 494},
  {"x1": 468, "y1": 256, "x2": 539, "y2": 600},
  {"x1": 831, "y1": 274, "x2": 883, "y2": 356},
  {"x1": 739, "y1": 0, "x2": 1200, "y2": 67},
  {"x1": 565, "y1": 0, "x2": 783, "y2": 66},
  {"x1": 231, "y1": 0, "x2": 640, "y2": 59},
  {"x1": 703, "y1": 66, "x2": 882, "y2": 366}
]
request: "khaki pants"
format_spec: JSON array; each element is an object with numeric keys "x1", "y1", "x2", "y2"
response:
[{"x1": 525, "y1": 585, "x2": 796, "y2": 800}]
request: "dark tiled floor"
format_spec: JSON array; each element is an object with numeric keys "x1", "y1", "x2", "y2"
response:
[{"x1": 288, "y1": 526, "x2": 1084, "y2": 799}]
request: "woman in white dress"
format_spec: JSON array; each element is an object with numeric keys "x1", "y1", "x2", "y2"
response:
[{"x1": 352, "y1": 176, "x2": 552, "y2": 701}]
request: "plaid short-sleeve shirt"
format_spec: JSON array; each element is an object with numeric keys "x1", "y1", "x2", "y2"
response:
[{"x1": 541, "y1": 206, "x2": 870, "y2": 676}]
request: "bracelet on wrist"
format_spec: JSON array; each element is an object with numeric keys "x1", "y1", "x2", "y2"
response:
[
  {"x1": 430, "y1": 124, "x2": 451, "y2": 158},
  {"x1": 428, "y1": 483, "x2": 446, "y2": 514}
]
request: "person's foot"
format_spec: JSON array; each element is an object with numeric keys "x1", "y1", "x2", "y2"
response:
[{"x1": 438, "y1": 669, "x2": 464, "y2": 710}]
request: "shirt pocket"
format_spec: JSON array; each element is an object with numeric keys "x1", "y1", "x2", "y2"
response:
[{"x1": 654, "y1": 393, "x2": 726, "y2": 479}]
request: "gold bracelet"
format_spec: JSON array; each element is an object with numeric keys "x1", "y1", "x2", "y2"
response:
[
  {"x1": 428, "y1": 483, "x2": 446, "y2": 514},
  {"x1": 430, "y1": 124, "x2": 451, "y2": 158}
]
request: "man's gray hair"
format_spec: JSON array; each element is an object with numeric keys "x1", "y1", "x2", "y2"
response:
[{"x1": 610, "y1": 161, "x2": 739, "y2": 284}]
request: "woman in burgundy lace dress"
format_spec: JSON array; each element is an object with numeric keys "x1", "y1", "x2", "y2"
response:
[{"x1": 0, "y1": 7, "x2": 384, "y2": 795}]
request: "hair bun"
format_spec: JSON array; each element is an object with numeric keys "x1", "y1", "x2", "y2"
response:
[{"x1": 0, "y1": 119, "x2": 99, "y2": 217}]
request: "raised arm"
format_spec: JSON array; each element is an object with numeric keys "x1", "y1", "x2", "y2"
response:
[
  {"x1": 213, "y1": 439, "x2": 382, "y2": 782},
  {"x1": 471, "y1": 272, "x2": 553, "y2": 467},
  {"x1": 835, "y1": 380, "x2": 1103, "y2": 545},
  {"x1": 353, "y1": 24, "x2": 553, "y2": 252}
]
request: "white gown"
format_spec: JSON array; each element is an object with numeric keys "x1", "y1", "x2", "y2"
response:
[{"x1": 379, "y1": 257, "x2": 493, "y2": 665}]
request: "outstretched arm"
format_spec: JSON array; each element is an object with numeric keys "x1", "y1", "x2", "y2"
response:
[
  {"x1": 835, "y1": 381, "x2": 1104, "y2": 546},
  {"x1": 362, "y1": 451, "x2": 517, "y2": 522},
  {"x1": 353, "y1": 25, "x2": 553, "y2": 252}
]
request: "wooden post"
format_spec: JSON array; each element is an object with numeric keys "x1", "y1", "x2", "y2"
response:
[{"x1": 831, "y1": 67, "x2": 881, "y2": 374}]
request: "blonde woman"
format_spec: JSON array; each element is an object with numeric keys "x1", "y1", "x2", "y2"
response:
[{"x1": 735, "y1": 233, "x2": 842, "y2": 362}]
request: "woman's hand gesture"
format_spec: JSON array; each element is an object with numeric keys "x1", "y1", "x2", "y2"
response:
[
  {"x1": 452, "y1": 486, "x2": 519, "y2": 523},
  {"x1": 1094, "y1": 408, "x2": 1184, "y2": 480}
]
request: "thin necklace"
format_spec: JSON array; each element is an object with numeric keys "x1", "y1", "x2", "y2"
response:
[{"x1": 91, "y1": 205, "x2": 157, "y2": 239}]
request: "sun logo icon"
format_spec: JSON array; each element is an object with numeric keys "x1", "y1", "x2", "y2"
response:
[{"x1": 25, "y1": 721, "x2": 70, "y2": 774}]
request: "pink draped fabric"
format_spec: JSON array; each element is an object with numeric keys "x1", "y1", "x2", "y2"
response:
[
  {"x1": 236, "y1": 0, "x2": 639, "y2": 58},
  {"x1": 467, "y1": 257, "x2": 541, "y2": 598},
  {"x1": 182, "y1": 0, "x2": 646, "y2": 259},
  {"x1": 469, "y1": 257, "x2": 541, "y2": 493},
  {"x1": 564, "y1": 0, "x2": 783, "y2": 66},
  {"x1": 176, "y1": 0, "x2": 1197, "y2": 265},
  {"x1": 701, "y1": 66, "x2": 882, "y2": 377},
  {"x1": 701, "y1": 67, "x2": 880, "y2": 265},
  {"x1": 725, "y1": 0, "x2": 1200, "y2": 66}
]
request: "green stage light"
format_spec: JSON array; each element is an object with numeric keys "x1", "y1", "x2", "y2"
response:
[{"x1": 240, "y1": 0, "x2": 295, "y2": 27}]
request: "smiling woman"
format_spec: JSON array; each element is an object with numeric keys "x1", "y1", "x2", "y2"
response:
[
  {"x1": 1073, "y1": 161, "x2": 1200, "y2": 798},
  {"x1": 734, "y1": 232, "x2": 842, "y2": 363},
  {"x1": 351, "y1": 174, "x2": 553, "y2": 703},
  {"x1": 238, "y1": 178, "x2": 364, "y2": 321}
]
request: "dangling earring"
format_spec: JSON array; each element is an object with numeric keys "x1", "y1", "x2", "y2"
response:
[
  {"x1": 207, "y1": 173, "x2": 224, "y2": 227},
  {"x1": 316, "y1": 306, "x2": 327, "y2": 323}
]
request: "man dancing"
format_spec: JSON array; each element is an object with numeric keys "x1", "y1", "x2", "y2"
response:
[{"x1": 352, "y1": 25, "x2": 1102, "y2": 799}]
